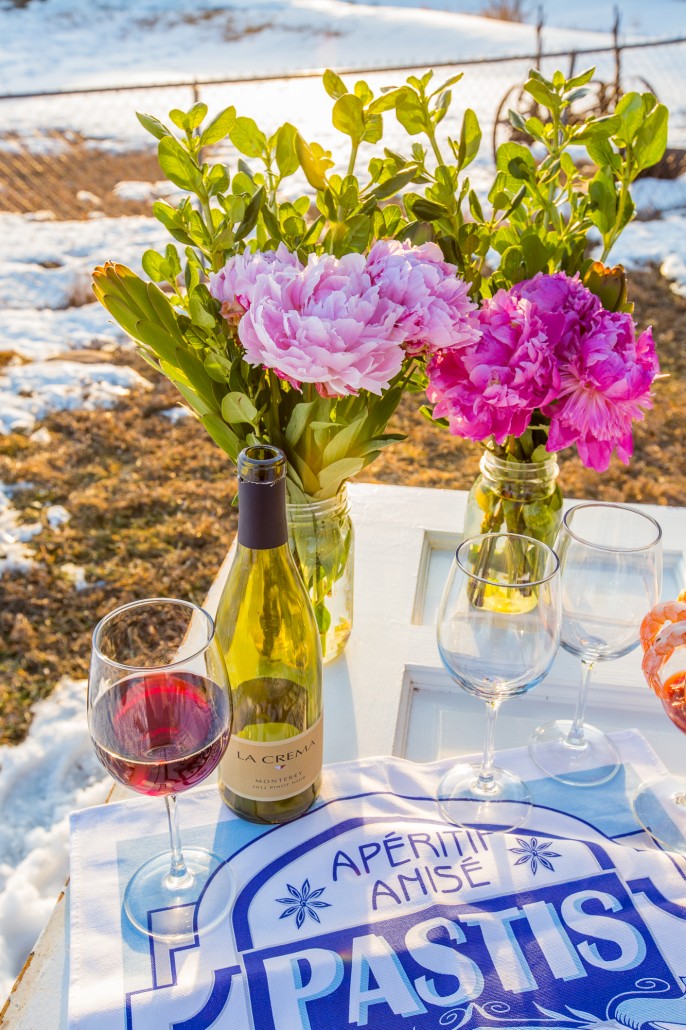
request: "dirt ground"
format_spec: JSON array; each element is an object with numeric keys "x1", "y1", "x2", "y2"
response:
[{"x1": 0, "y1": 133, "x2": 684, "y2": 745}]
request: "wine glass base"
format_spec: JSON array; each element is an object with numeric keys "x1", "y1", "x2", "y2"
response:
[
  {"x1": 529, "y1": 720, "x2": 620, "y2": 787},
  {"x1": 633, "y1": 776, "x2": 686, "y2": 854},
  {"x1": 124, "y1": 847, "x2": 233, "y2": 941},
  {"x1": 438, "y1": 762, "x2": 531, "y2": 831}
]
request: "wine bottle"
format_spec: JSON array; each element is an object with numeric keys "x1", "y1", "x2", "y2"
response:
[{"x1": 216, "y1": 444, "x2": 323, "y2": 824}]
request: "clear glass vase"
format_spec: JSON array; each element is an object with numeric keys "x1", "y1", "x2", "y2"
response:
[
  {"x1": 463, "y1": 449, "x2": 563, "y2": 549},
  {"x1": 287, "y1": 489, "x2": 354, "y2": 664}
]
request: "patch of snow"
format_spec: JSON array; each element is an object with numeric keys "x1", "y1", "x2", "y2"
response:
[
  {"x1": 60, "y1": 563, "x2": 87, "y2": 589},
  {"x1": 0, "y1": 677, "x2": 111, "y2": 999},
  {"x1": 607, "y1": 210, "x2": 686, "y2": 297},
  {"x1": 0, "y1": 305, "x2": 128, "y2": 362},
  {"x1": 0, "y1": 482, "x2": 37, "y2": 575},
  {"x1": 76, "y1": 190, "x2": 101, "y2": 205},
  {"x1": 0, "y1": 360, "x2": 152, "y2": 434},
  {"x1": 161, "y1": 404, "x2": 192, "y2": 423},
  {"x1": 29, "y1": 426, "x2": 52, "y2": 445},
  {"x1": 633, "y1": 175, "x2": 686, "y2": 217},
  {"x1": 46, "y1": 504, "x2": 70, "y2": 529},
  {"x1": 112, "y1": 179, "x2": 180, "y2": 203}
]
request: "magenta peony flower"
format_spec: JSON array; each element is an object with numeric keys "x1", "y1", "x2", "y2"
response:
[
  {"x1": 512, "y1": 271, "x2": 602, "y2": 356},
  {"x1": 543, "y1": 314, "x2": 658, "y2": 472},
  {"x1": 366, "y1": 239, "x2": 480, "y2": 355},
  {"x1": 237, "y1": 251, "x2": 407, "y2": 397},
  {"x1": 427, "y1": 290, "x2": 559, "y2": 444},
  {"x1": 209, "y1": 244, "x2": 302, "y2": 323}
]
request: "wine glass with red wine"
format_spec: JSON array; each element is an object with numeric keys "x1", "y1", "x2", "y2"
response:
[
  {"x1": 633, "y1": 612, "x2": 686, "y2": 852},
  {"x1": 88, "y1": 597, "x2": 233, "y2": 941}
]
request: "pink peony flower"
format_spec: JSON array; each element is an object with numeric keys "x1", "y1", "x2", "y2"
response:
[
  {"x1": 543, "y1": 314, "x2": 658, "y2": 472},
  {"x1": 427, "y1": 290, "x2": 559, "y2": 444},
  {"x1": 237, "y1": 251, "x2": 407, "y2": 397},
  {"x1": 366, "y1": 239, "x2": 480, "y2": 355},
  {"x1": 209, "y1": 244, "x2": 302, "y2": 323}
]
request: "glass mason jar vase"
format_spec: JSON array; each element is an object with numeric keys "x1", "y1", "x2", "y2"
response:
[
  {"x1": 463, "y1": 449, "x2": 563, "y2": 549},
  {"x1": 287, "y1": 489, "x2": 354, "y2": 664}
]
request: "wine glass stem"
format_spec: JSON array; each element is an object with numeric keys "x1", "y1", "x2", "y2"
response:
[
  {"x1": 165, "y1": 794, "x2": 190, "y2": 886},
  {"x1": 476, "y1": 701, "x2": 501, "y2": 795},
  {"x1": 566, "y1": 659, "x2": 596, "y2": 747}
]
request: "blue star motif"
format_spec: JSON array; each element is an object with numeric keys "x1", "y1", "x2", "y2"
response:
[
  {"x1": 509, "y1": 837, "x2": 561, "y2": 874},
  {"x1": 275, "y1": 879, "x2": 331, "y2": 930}
]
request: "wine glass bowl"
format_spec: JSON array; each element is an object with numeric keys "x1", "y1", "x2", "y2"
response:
[
  {"x1": 437, "y1": 532, "x2": 561, "y2": 831},
  {"x1": 530, "y1": 503, "x2": 662, "y2": 786},
  {"x1": 88, "y1": 598, "x2": 233, "y2": 940}
]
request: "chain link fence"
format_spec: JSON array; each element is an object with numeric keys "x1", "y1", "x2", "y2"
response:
[{"x1": 0, "y1": 36, "x2": 684, "y2": 220}]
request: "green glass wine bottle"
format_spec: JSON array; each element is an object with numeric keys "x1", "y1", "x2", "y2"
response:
[{"x1": 216, "y1": 444, "x2": 323, "y2": 823}]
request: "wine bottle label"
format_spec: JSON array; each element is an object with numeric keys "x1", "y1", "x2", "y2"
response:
[{"x1": 220, "y1": 715, "x2": 323, "y2": 802}]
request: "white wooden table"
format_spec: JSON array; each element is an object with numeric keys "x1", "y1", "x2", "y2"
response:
[{"x1": 2, "y1": 482, "x2": 684, "y2": 1027}]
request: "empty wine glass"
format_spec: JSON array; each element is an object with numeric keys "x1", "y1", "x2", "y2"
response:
[
  {"x1": 88, "y1": 597, "x2": 233, "y2": 940},
  {"x1": 529, "y1": 503, "x2": 662, "y2": 786},
  {"x1": 632, "y1": 604, "x2": 686, "y2": 851},
  {"x1": 437, "y1": 532, "x2": 561, "y2": 831}
]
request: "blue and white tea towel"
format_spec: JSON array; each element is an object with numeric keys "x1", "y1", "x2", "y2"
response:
[{"x1": 68, "y1": 730, "x2": 686, "y2": 1030}]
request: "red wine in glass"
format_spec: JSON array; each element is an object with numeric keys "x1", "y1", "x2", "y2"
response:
[
  {"x1": 87, "y1": 597, "x2": 233, "y2": 941},
  {"x1": 91, "y1": 671, "x2": 231, "y2": 797}
]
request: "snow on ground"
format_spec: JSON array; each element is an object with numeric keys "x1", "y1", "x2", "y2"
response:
[
  {"x1": 0, "y1": 678, "x2": 112, "y2": 1000},
  {"x1": 0, "y1": 0, "x2": 685, "y2": 1007}
]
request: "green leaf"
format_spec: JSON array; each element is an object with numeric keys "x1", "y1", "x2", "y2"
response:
[
  {"x1": 573, "y1": 114, "x2": 621, "y2": 142},
  {"x1": 457, "y1": 108, "x2": 481, "y2": 171},
  {"x1": 322, "y1": 416, "x2": 366, "y2": 465},
  {"x1": 434, "y1": 72, "x2": 464, "y2": 94},
  {"x1": 141, "y1": 249, "x2": 167, "y2": 283},
  {"x1": 332, "y1": 94, "x2": 366, "y2": 143},
  {"x1": 371, "y1": 165, "x2": 419, "y2": 200},
  {"x1": 323, "y1": 69, "x2": 348, "y2": 100},
  {"x1": 234, "y1": 185, "x2": 265, "y2": 241},
  {"x1": 201, "y1": 414, "x2": 241, "y2": 461},
  {"x1": 169, "y1": 108, "x2": 191, "y2": 131},
  {"x1": 135, "y1": 321, "x2": 180, "y2": 364},
  {"x1": 295, "y1": 135, "x2": 333, "y2": 190},
  {"x1": 362, "y1": 112, "x2": 383, "y2": 145},
  {"x1": 523, "y1": 76, "x2": 556, "y2": 110},
  {"x1": 199, "y1": 106, "x2": 236, "y2": 147},
  {"x1": 614, "y1": 92, "x2": 645, "y2": 145},
  {"x1": 136, "y1": 111, "x2": 173, "y2": 141},
  {"x1": 496, "y1": 141, "x2": 536, "y2": 182},
  {"x1": 367, "y1": 88, "x2": 405, "y2": 115},
  {"x1": 468, "y1": 189, "x2": 484, "y2": 221},
  {"x1": 354, "y1": 79, "x2": 374, "y2": 105},
  {"x1": 275, "y1": 122, "x2": 299, "y2": 177},
  {"x1": 157, "y1": 137, "x2": 203, "y2": 193},
  {"x1": 230, "y1": 116, "x2": 267, "y2": 158},
  {"x1": 634, "y1": 103, "x2": 669, "y2": 173},
  {"x1": 187, "y1": 102, "x2": 208, "y2": 130},
  {"x1": 146, "y1": 282, "x2": 181, "y2": 338},
  {"x1": 221, "y1": 391, "x2": 259, "y2": 426},
  {"x1": 588, "y1": 167, "x2": 617, "y2": 234},
  {"x1": 285, "y1": 401, "x2": 317, "y2": 446},
  {"x1": 206, "y1": 163, "x2": 230, "y2": 197},
  {"x1": 317, "y1": 457, "x2": 365, "y2": 498},
  {"x1": 189, "y1": 287, "x2": 217, "y2": 330},
  {"x1": 395, "y1": 89, "x2": 429, "y2": 135}
]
